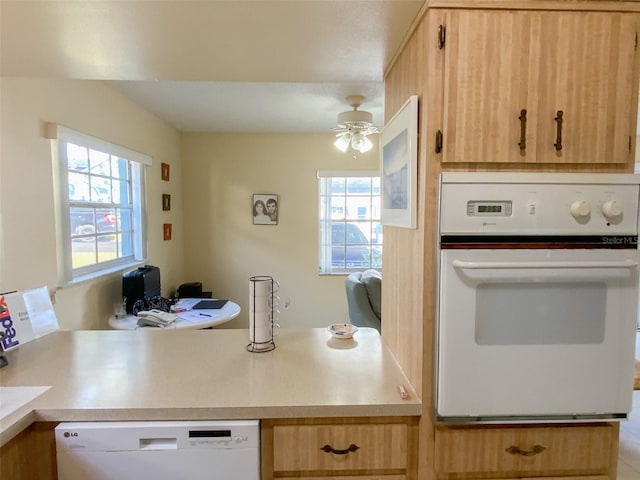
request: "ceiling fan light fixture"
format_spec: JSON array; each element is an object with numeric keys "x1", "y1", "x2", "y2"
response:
[
  {"x1": 334, "y1": 133, "x2": 351, "y2": 152},
  {"x1": 348, "y1": 132, "x2": 373, "y2": 153},
  {"x1": 350, "y1": 131, "x2": 366, "y2": 151},
  {"x1": 336, "y1": 109, "x2": 373, "y2": 128},
  {"x1": 359, "y1": 134, "x2": 373, "y2": 153},
  {"x1": 332, "y1": 94, "x2": 379, "y2": 154}
]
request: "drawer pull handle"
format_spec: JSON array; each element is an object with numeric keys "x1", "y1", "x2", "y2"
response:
[
  {"x1": 320, "y1": 443, "x2": 360, "y2": 455},
  {"x1": 505, "y1": 444, "x2": 546, "y2": 457}
]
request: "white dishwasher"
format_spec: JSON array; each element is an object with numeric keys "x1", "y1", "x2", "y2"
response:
[{"x1": 55, "y1": 420, "x2": 260, "y2": 480}]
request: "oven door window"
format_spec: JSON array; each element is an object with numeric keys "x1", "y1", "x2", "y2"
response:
[{"x1": 475, "y1": 282, "x2": 606, "y2": 345}]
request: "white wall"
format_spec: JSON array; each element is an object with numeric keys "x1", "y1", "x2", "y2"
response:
[
  {"x1": 0, "y1": 78, "x2": 184, "y2": 330},
  {"x1": 181, "y1": 133, "x2": 379, "y2": 328}
]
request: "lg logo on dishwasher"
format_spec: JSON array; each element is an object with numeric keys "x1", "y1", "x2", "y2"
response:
[{"x1": 63, "y1": 432, "x2": 79, "y2": 438}]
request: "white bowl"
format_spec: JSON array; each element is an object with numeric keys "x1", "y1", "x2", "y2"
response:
[{"x1": 328, "y1": 323, "x2": 359, "y2": 339}]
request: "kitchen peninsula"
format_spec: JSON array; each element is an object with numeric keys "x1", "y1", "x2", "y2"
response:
[{"x1": 0, "y1": 328, "x2": 420, "y2": 479}]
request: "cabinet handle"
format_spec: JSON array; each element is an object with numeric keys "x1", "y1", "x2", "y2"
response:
[
  {"x1": 435, "y1": 130, "x2": 443, "y2": 154},
  {"x1": 518, "y1": 109, "x2": 527, "y2": 150},
  {"x1": 505, "y1": 444, "x2": 546, "y2": 457},
  {"x1": 438, "y1": 25, "x2": 446, "y2": 49},
  {"x1": 320, "y1": 443, "x2": 360, "y2": 455},
  {"x1": 554, "y1": 110, "x2": 563, "y2": 151}
]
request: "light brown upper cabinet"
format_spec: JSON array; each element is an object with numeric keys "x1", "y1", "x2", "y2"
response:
[{"x1": 438, "y1": 10, "x2": 639, "y2": 164}]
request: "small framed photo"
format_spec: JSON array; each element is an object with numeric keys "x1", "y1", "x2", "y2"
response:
[
  {"x1": 380, "y1": 95, "x2": 418, "y2": 228},
  {"x1": 163, "y1": 223, "x2": 172, "y2": 240},
  {"x1": 162, "y1": 194, "x2": 171, "y2": 211},
  {"x1": 161, "y1": 163, "x2": 170, "y2": 181},
  {"x1": 252, "y1": 194, "x2": 278, "y2": 225}
]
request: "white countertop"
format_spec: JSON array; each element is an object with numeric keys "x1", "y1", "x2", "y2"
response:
[{"x1": 0, "y1": 327, "x2": 420, "y2": 446}]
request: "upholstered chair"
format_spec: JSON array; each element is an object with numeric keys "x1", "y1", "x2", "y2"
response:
[{"x1": 344, "y1": 269, "x2": 381, "y2": 332}]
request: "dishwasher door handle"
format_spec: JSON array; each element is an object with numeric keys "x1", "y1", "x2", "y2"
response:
[{"x1": 139, "y1": 437, "x2": 178, "y2": 450}]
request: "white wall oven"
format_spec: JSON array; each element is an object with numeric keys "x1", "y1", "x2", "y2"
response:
[{"x1": 436, "y1": 173, "x2": 640, "y2": 423}]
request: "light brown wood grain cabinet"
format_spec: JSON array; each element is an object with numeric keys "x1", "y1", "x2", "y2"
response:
[
  {"x1": 0, "y1": 422, "x2": 58, "y2": 480},
  {"x1": 434, "y1": 423, "x2": 618, "y2": 479},
  {"x1": 435, "y1": 9, "x2": 639, "y2": 165},
  {"x1": 261, "y1": 417, "x2": 419, "y2": 480}
]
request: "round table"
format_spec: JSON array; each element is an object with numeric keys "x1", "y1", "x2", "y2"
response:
[{"x1": 108, "y1": 299, "x2": 241, "y2": 330}]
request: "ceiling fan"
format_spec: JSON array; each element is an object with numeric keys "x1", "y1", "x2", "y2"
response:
[{"x1": 332, "y1": 95, "x2": 379, "y2": 153}]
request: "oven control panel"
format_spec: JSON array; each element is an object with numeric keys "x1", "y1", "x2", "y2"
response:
[
  {"x1": 569, "y1": 199, "x2": 624, "y2": 221},
  {"x1": 440, "y1": 173, "x2": 640, "y2": 235}
]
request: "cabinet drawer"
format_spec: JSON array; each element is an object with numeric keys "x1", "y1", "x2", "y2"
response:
[
  {"x1": 283, "y1": 477, "x2": 405, "y2": 480},
  {"x1": 435, "y1": 424, "x2": 614, "y2": 475},
  {"x1": 273, "y1": 423, "x2": 408, "y2": 472}
]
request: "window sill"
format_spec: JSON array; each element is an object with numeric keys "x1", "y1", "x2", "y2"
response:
[
  {"x1": 59, "y1": 261, "x2": 145, "y2": 288},
  {"x1": 319, "y1": 269, "x2": 381, "y2": 276}
]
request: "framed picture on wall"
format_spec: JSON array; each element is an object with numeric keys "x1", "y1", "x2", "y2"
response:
[
  {"x1": 161, "y1": 163, "x2": 170, "y2": 181},
  {"x1": 252, "y1": 194, "x2": 278, "y2": 225},
  {"x1": 162, "y1": 194, "x2": 171, "y2": 211},
  {"x1": 380, "y1": 95, "x2": 418, "y2": 228}
]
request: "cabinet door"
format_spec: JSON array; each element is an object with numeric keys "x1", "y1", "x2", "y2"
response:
[
  {"x1": 440, "y1": 10, "x2": 639, "y2": 165},
  {"x1": 0, "y1": 423, "x2": 57, "y2": 480},
  {"x1": 535, "y1": 12, "x2": 638, "y2": 164},
  {"x1": 441, "y1": 10, "x2": 538, "y2": 164}
]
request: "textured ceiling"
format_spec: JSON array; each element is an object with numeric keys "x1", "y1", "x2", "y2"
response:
[{"x1": 1, "y1": 0, "x2": 424, "y2": 132}]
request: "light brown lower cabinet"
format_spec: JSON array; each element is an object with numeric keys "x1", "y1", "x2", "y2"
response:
[
  {"x1": 434, "y1": 423, "x2": 618, "y2": 479},
  {"x1": 261, "y1": 416, "x2": 419, "y2": 480},
  {"x1": 0, "y1": 422, "x2": 58, "y2": 480}
]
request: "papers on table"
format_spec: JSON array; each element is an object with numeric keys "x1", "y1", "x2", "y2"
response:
[{"x1": 173, "y1": 298, "x2": 201, "y2": 310}]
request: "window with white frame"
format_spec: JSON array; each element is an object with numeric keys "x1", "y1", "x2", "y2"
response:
[
  {"x1": 318, "y1": 170, "x2": 382, "y2": 274},
  {"x1": 48, "y1": 124, "x2": 148, "y2": 284}
]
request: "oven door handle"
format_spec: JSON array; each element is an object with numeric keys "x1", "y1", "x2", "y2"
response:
[{"x1": 452, "y1": 259, "x2": 638, "y2": 270}]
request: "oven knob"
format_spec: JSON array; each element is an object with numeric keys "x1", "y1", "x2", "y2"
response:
[
  {"x1": 602, "y1": 200, "x2": 623, "y2": 219},
  {"x1": 570, "y1": 200, "x2": 591, "y2": 219}
]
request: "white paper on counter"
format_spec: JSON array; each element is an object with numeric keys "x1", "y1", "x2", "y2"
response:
[{"x1": 1, "y1": 287, "x2": 59, "y2": 351}]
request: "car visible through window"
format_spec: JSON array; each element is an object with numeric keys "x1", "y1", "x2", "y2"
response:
[{"x1": 331, "y1": 222, "x2": 381, "y2": 268}]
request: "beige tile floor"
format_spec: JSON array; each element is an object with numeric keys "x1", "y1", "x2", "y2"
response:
[{"x1": 617, "y1": 331, "x2": 640, "y2": 479}]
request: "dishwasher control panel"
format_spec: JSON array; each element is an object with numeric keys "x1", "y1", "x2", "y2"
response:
[
  {"x1": 56, "y1": 420, "x2": 259, "y2": 451},
  {"x1": 188, "y1": 428, "x2": 251, "y2": 448}
]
